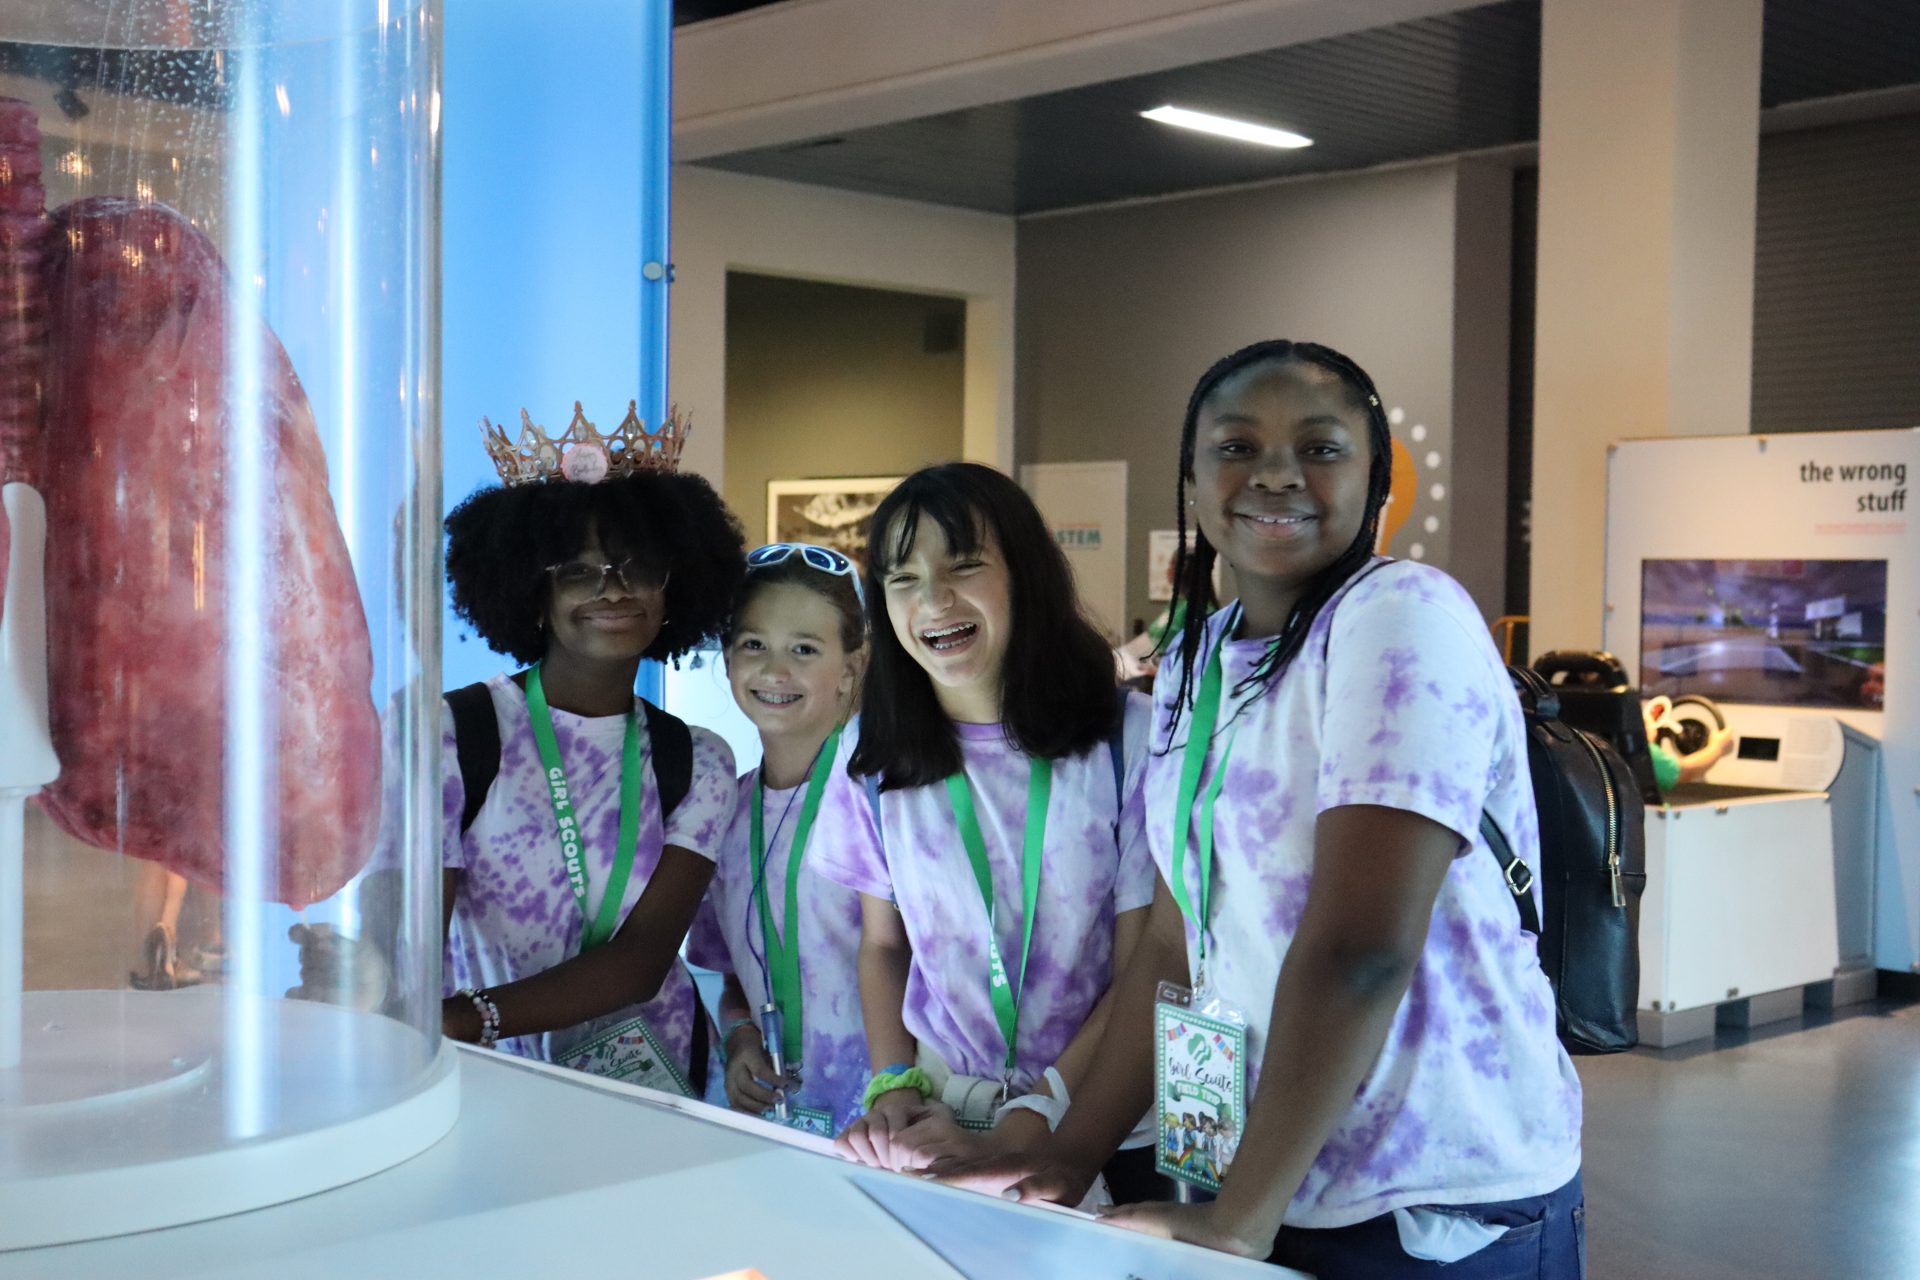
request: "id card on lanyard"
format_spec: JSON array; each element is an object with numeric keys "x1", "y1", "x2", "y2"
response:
[
  {"x1": 752, "y1": 726, "x2": 841, "y2": 1134},
  {"x1": 1156, "y1": 613, "x2": 1250, "y2": 1192},
  {"x1": 527, "y1": 664, "x2": 693, "y2": 1097}
]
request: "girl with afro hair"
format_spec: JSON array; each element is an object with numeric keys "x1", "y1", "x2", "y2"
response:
[{"x1": 435, "y1": 466, "x2": 746, "y2": 1093}]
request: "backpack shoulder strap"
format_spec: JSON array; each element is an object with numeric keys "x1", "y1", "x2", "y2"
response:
[
  {"x1": 1479, "y1": 811, "x2": 1541, "y2": 937},
  {"x1": 1108, "y1": 687, "x2": 1129, "y2": 802},
  {"x1": 640, "y1": 700, "x2": 694, "y2": 822},
  {"x1": 443, "y1": 682, "x2": 502, "y2": 836}
]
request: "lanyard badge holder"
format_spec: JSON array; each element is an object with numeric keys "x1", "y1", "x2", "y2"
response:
[
  {"x1": 756, "y1": 1001, "x2": 829, "y2": 1134},
  {"x1": 1155, "y1": 622, "x2": 1250, "y2": 1197},
  {"x1": 947, "y1": 755, "x2": 1051, "y2": 1128},
  {"x1": 752, "y1": 728, "x2": 841, "y2": 1137},
  {"x1": 527, "y1": 664, "x2": 694, "y2": 1096}
]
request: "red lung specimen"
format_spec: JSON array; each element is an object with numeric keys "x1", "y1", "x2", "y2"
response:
[{"x1": 24, "y1": 182, "x2": 381, "y2": 907}]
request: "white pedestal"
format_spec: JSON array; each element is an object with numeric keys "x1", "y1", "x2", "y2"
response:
[{"x1": 0, "y1": 989, "x2": 458, "y2": 1250}]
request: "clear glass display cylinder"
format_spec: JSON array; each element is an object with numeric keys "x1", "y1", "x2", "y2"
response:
[{"x1": 0, "y1": 0, "x2": 448, "y2": 1249}]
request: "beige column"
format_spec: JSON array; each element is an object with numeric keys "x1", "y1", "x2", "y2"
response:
[{"x1": 1530, "y1": 0, "x2": 1763, "y2": 653}]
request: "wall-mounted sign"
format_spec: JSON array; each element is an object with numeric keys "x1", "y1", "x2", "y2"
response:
[{"x1": 1020, "y1": 461, "x2": 1127, "y2": 639}]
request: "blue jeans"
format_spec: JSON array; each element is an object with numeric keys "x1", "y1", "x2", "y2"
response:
[{"x1": 1268, "y1": 1172, "x2": 1586, "y2": 1279}]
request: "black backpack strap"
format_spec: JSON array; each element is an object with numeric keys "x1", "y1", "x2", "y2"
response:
[
  {"x1": 1108, "y1": 686, "x2": 1129, "y2": 802},
  {"x1": 687, "y1": 999, "x2": 711, "y2": 1097},
  {"x1": 1479, "y1": 811, "x2": 1541, "y2": 937},
  {"x1": 640, "y1": 701, "x2": 694, "y2": 823},
  {"x1": 444, "y1": 682, "x2": 502, "y2": 835}
]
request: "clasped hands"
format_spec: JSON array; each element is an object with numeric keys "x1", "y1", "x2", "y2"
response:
[{"x1": 845, "y1": 1108, "x2": 1271, "y2": 1260}]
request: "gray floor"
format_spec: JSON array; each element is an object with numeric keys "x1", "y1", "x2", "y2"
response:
[{"x1": 1579, "y1": 996, "x2": 1920, "y2": 1279}]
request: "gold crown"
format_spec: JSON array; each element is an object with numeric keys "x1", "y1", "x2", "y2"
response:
[{"x1": 481, "y1": 400, "x2": 690, "y2": 487}]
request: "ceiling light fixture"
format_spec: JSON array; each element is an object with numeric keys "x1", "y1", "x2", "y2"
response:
[{"x1": 1140, "y1": 105, "x2": 1311, "y2": 149}]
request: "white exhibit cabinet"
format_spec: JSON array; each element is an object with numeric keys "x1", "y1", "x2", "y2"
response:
[{"x1": 1640, "y1": 792, "x2": 1841, "y2": 1014}]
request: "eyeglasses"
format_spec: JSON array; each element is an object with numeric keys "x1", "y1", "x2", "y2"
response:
[
  {"x1": 544, "y1": 557, "x2": 671, "y2": 598},
  {"x1": 746, "y1": 542, "x2": 865, "y2": 606}
]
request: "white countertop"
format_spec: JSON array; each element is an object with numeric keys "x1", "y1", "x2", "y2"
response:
[{"x1": 2, "y1": 1045, "x2": 1296, "y2": 1280}]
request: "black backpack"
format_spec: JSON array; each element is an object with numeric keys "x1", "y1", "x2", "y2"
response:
[
  {"x1": 1324, "y1": 567, "x2": 1645, "y2": 1056},
  {"x1": 1481, "y1": 666, "x2": 1647, "y2": 1055},
  {"x1": 1530, "y1": 650, "x2": 1663, "y2": 807},
  {"x1": 442, "y1": 677, "x2": 694, "y2": 835}
]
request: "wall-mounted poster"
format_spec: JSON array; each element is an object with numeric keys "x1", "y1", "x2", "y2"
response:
[
  {"x1": 1019, "y1": 460, "x2": 1127, "y2": 639},
  {"x1": 1147, "y1": 530, "x2": 1189, "y2": 602},
  {"x1": 1148, "y1": 529, "x2": 1228, "y2": 605},
  {"x1": 766, "y1": 476, "x2": 903, "y2": 563}
]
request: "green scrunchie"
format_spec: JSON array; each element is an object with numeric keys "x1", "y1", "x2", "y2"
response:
[{"x1": 862, "y1": 1065, "x2": 934, "y2": 1111}]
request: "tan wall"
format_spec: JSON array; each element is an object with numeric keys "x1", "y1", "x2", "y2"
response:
[
  {"x1": 670, "y1": 165, "x2": 1016, "y2": 487},
  {"x1": 1015, "y1": 158, "x2": 1513, "y2": 630},
  {"x1": 723, "y1": 273, "x2": 966, "y2": 545}
]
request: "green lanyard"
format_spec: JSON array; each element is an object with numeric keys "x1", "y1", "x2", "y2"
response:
[
  {"x1": 525, "y1": 663, "x2": 643, "y2": 953},
  {"x1": 1169, "y1": 612, "x2": 1242, "y2": 993},
  {"x1": 751, "y1": 725, "x2": 842, "y2": 1066},
  {"x1": 945, "y1": 757, "x2": 1051, "y2": 1090}
]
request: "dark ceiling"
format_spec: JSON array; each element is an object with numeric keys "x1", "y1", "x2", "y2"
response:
[
  {"x1": 694, "y1": 0, "x2": 1920, "y2": 215},
  {"x1": 674, "y1": 0, "x2": 791, "y2": 25}
]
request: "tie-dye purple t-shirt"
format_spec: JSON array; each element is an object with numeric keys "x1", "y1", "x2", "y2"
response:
[
  {"x1": 687, "y1": 766, "x2": 869, "y2": 1130},
  {"x1": 809, "y1": 698, "x2": 1158, "y2": 1091},
  {"x1": 441, "y1": 674, "x2": 737, "y2": 1076},
  {"x1": 1150, "y1": 561, "x2": 1582, "y2": 1228}
]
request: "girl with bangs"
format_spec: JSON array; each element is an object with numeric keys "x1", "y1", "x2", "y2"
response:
[{"x1": 810, "y1": 462, "x2": 1164, "y2": 1202}]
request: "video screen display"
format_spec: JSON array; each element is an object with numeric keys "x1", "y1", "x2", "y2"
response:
[{"x1": 1640, "y1": 559, "x2": 1887, "y2": 710}]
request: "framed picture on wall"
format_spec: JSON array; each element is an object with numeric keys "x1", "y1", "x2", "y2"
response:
[{"x1": 766, "y1": 476, "x2": 904, "y2": 564}]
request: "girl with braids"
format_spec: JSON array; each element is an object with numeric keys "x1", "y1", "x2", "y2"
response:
[{"x1": 936, "y1": 342, "x2": 1583, "y2": 1276}]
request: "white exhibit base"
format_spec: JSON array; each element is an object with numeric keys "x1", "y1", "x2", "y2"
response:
[{"x1": 0, "y1": 988, "x2": 459, "y2": 1251}]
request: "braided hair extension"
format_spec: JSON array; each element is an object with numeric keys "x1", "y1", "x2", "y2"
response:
[{"x1": 1163, "y1": 340, "x2": 1395, "y2": 746}]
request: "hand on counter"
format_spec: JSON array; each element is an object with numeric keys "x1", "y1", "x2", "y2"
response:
[{"x1": 1096, "y1": 1198, "x2": 1270, "y2": 1260}]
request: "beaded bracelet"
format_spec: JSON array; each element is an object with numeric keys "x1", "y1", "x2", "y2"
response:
[
  {"x1": 456, "y1": 987, "x2": 501, "y2": 1048},
  {"x1": 861, "y1": 1065, "x2": 933, "y2": 1111}
]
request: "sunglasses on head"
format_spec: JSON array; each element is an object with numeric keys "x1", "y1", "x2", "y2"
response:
[{"x1": 746, "y1": 542, "x2": 865, "y2": 606}]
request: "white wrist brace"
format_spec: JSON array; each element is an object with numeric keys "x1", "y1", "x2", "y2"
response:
[{"x1": 993, "y1": 1066, "x2": 1071, "y2": 1132}]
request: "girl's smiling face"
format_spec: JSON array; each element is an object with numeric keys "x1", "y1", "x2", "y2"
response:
[
  {"x1": 879, "y1": 514, "x2": 1012, "y2": 724},
  {"x1": 1190, "y1": 360, "x2": 1374, "y2": 627},
  {"x1": 542, "y1": 531, "x2": 668, "y2": 664},
  {"x1": 727, "y1": 581, "x2": 859, "y2": 741}
]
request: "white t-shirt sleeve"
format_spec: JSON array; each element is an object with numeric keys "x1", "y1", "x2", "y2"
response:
[
  {"x1": 661, "y1": 727, "x2": 738, "y2": 863},
  {"x1": 1114, "y1": 690, "x2": 1158, "y2": 914},
  {"x1": 1315, "y1": 575, "x2": 1504, "y2": 849},
  {"x1": 806, "y1": 726, "x2": 894, "y2": 901},
  {"x1": 436, "y1": 712, "x2": 468, "y2": 872}
]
